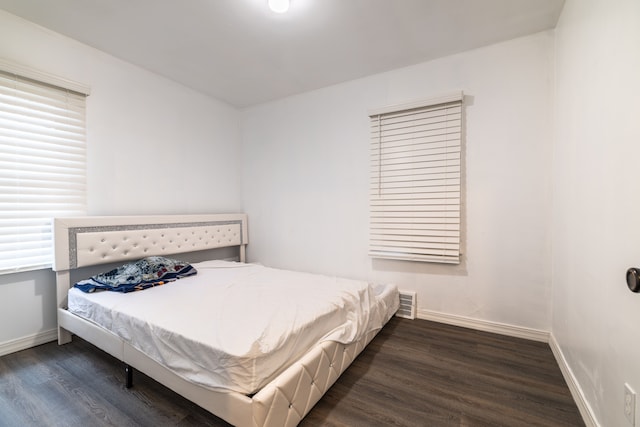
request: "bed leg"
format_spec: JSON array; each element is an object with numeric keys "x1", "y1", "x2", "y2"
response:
[
  {"x1": 125, "y1": 364, "x2": 134, "y2": 388},
  {"x1": 58, "y1": 326, "x2": 72, "y2": 345}
]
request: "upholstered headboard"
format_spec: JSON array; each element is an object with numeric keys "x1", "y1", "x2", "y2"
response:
[{"x1": 53, "y1": 213, "x2": 248, "y2": 271}]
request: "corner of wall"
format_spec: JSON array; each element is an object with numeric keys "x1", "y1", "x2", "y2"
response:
[{"x1": 548, "y1": 332, "x2": 600, "y2": 427}]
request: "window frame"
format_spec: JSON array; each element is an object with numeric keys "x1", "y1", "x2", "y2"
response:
[
  {"x1": 0, "y1": 61, "x2": 89, "y2": 275},
  {"x1": 369, "y1": 91, "x2": 463, "y2": 264}
]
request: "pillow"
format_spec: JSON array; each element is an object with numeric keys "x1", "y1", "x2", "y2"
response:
[{"x1": 74, "y1": 256, "x2": 197, "y2": 293}]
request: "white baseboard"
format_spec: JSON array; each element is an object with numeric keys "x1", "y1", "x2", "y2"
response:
[
  {"x1": 417, "y1": 309, "x2": 550, "y2": 342},
  {"x1": 549, "y1": 334, "x2": 600, "y2": 427},
  {"x1": 0, "y1": 329, "x2": 58, "y2": 357}
]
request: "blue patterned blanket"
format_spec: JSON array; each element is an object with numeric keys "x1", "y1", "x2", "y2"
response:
[{"x1": 74, "y1": 256, "x2": 197, "y2": 293}]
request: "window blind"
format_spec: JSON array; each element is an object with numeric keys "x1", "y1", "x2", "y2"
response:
[
  {"x1": 0, "y1": 68, "x2": 88, "y2": 274},
  {"x1": 369, "y1": 92, "x2": 463, "y2": 264}
]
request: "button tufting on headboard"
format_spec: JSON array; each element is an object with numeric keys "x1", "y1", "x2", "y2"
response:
[
  {"x1": 53, "y1": 214, "x2": 248, "y2": 271},
  {"x1": 70, "y1": 224, "x2": 242, "y2": 267},
  {"x1": 72, "y1": 222, "x2": 243, "y2": 268}
]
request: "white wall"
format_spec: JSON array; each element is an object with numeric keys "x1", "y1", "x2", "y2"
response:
[
  {"x1": 552, "y1": 0, "x2": 640, "y2": 425},
  {"x1": 0, "y1": 11, "x2": 243, "y2": 349},
  {"x1": 241, "y1": 31, "x2": 554, "y2": 332}
]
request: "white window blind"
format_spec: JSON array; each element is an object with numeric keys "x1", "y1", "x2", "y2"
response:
[
  {"x1": 369, "y1": 92, "x2": 463, "y2": 264},
  {"x1": 0, "y1": 67, "x2": 88, "y2": 274}
]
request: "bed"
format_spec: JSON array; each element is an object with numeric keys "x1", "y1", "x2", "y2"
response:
[{"x1": 53, "y1": 213, "x2": 399, "y2": 426}]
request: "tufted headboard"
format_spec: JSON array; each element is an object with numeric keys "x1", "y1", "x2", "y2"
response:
[{"x1": 53, "y1": 213, "x2": 248, "y2": 271}]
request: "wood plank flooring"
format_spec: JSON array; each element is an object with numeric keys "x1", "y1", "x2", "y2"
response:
[{"x1": 0, "y1": 318, "x2": 584, "y2": 426}]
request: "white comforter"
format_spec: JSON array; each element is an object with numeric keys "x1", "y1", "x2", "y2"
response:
[{"x1": 68, "y1": 260, "x2": 398, "y2": 394}]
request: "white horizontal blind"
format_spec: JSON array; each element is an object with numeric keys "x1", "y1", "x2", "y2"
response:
[
  {"x1": 0, "y1": 69, "x2": 87, "y2": 274},
  {"x1": 369, "y1": 93, "x2": 463, "y2": 264}
]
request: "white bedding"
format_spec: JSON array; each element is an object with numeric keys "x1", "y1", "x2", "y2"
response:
[{"x1": 68, "y1": 260, "x2": 398, "y2": 394}]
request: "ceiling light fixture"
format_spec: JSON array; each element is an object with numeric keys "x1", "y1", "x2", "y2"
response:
[{"x1": 268, "y1": 0, "x2": 289, "y2": 14}]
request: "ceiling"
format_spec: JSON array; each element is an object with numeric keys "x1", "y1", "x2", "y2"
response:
[{"x1": 0, "y1": 0, "x2": 565, "y2": 108}]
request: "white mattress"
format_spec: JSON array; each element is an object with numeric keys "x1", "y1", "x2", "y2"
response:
[{"x1": 68, "y1": 260, "x2": 398, "y2": 394}]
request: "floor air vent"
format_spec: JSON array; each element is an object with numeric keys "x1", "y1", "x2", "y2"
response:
[{"x1": 396, "y1": 291, "x2": 417, "y2": 319}]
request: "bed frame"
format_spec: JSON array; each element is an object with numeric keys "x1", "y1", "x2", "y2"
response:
[{"x1": 53, "y1": 214, "x2": 383, "y2": 427}]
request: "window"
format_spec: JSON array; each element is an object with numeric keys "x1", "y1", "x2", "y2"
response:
[
  {"x1": 0, "y1": 63, "x2": 89, "y2": 274},
  {"x1": 369, "y1": 91, "x2": 463, "y2": 264}
]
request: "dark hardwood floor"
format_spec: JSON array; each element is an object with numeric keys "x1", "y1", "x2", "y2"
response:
[{"x1": 0, "y1": 318, "x2": 584, "y2": 426}]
